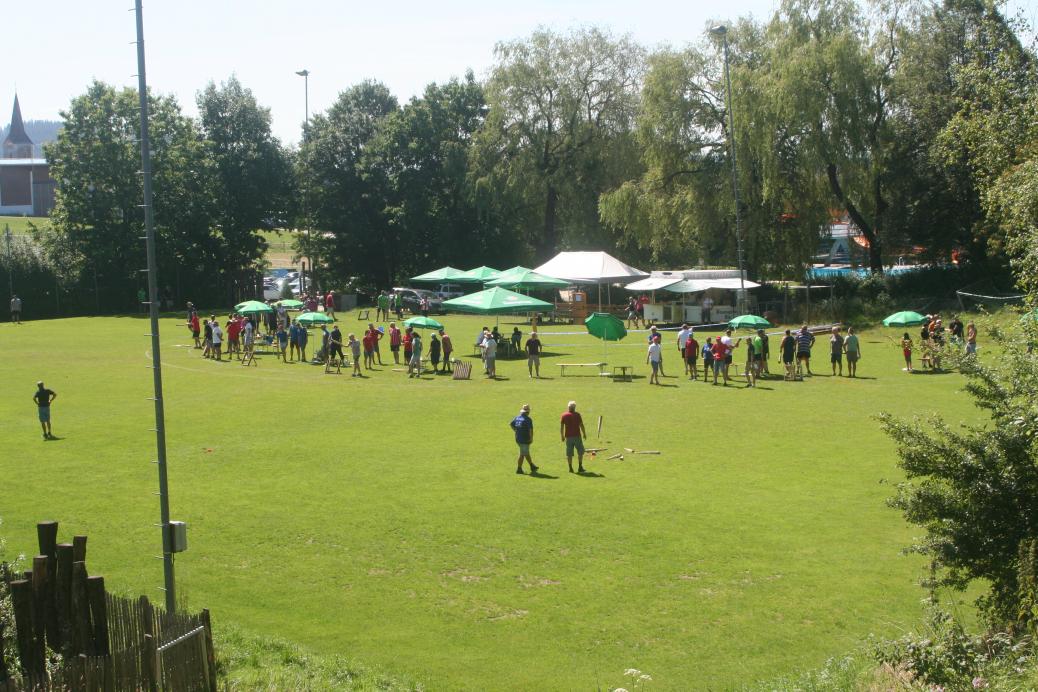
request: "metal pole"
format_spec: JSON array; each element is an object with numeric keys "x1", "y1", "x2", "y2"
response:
[
  {"x1": 4, "y1": 227, "x2": 12, "y2": 298},
  {"x1": 296, "y1": 69, "x2": 314, "y2": 295},
  {"x1": 716, "y1": 29, "x2": 747, "y2": 313},
  {"x1": 135, "y1": 0, "x2": 176, "y2": 613}
]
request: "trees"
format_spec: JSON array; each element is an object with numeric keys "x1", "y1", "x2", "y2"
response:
[
  {"x1": 475, "y1": 28, "x2": 645, "y2": 261},
  {"x1": 46, "y1": 81, "x2": 218, "y2": 308},
  {"x1": 197, "y1": 76, "x2": 294, "y2": 302}
]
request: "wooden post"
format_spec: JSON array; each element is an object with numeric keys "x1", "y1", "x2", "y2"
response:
[
  {"x1": 31, "y1": 556, "x2": 48, "y2": 661},
  {"x1": 87, "y1": 576, "x2": 109, "y2": 656},
  {"x1": 201, "y1": 609, "x2": 218, "y2": 692},
  {"x1": 0, "y1": 618, "x2": 9, "y2": 683},
  {"x1": 72, "y1": 535, "x2": 88, "y2": 564},
  {"x1": 72, "y1": 561, "x2": 92, "y2": 655},
  {"x1": 55, "y1": 542, "x2": 74, "y2": 653},
  {"x1": 142, "y1": 633, "x2": 158, "y2": 692},
  {"x1": 36, "y1": 521, "x2": 59, "y2": 558},
  {"x1": 37, "y1": 523, "x2": 61, "y2": 653},
  {"x1": 10, "y1": 579, "x2": 42, "y2": 677}
]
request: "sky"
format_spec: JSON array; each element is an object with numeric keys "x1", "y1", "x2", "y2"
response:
[{"x1": 4, "y1": 0, "x2": 1037, "y2": 146}]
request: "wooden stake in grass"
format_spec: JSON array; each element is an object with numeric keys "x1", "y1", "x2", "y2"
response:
[
  {"x1": 634, "y1": 450, "x2": 661, "y2": 455},
  {"x1": 606, "y1": 453, "x2": 623, "y2": 460},
  {"x1": 624, "y1": 447, "x2": 635, "y2": 453},
  {"x1": 597, "y1": 415, "x2": 603, "y2": 439}
]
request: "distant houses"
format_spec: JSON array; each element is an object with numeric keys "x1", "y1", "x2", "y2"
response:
[{"x1": 1, "y1": 95, "x2": 56, "y2": 216}]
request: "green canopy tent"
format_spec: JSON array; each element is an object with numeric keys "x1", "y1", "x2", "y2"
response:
[
  {"x1": 456, "y1": 266, "x2": 502, "y2": 284},
  {"x1": 275, "y1": 299, "x2": 304, "y2": 310},
  {"x1": 584, "y1": 312, "x2": 627, "y2": 360},
  {"x1": 487, "y1": 267, "x2": 569, "y2": 291},
  {"x1": 882, "y1": 311, "x2": 927, "y2": 327},
  {"x1": 411, "y1": 266, "x2": 467, "y2": 283},
  {"x1": 442, "y1": 287, "x2": 552, "y2": 315},
  {"x1": 403, "y1": 315, "x2": 444, "y2": 330}
]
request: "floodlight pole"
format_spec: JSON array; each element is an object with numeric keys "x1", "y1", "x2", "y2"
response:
[
  {"x1": 4, "y1": 227, "x2": 12, "y2": 298},
  {"x1": 135, "y1": 0, "x2": 176, "y2": 613},
  {"x1": 296, "y1": 69, "x2": 315, "y2": 295},
  {"x1": 711, "y1": 25, "x2": 747, "y2": 313}
]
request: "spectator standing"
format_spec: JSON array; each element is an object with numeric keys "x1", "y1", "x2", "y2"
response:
[
  {"x1": 408, "y1": 330, "x2": 423, "y2": 378},
  {"x1": 701, "y1": 337, "x2": 714, "y2": 382},
  {"x1": 403, "y1": 327, "x2": 413, "y2": 366},
  {"x1": 276, "y1": 322, "x2": 289, "y2": 362},
  {"x1": 510, "y1": 404, "x2": 537, "y2": 474},
  {"x1": 647, "y1": 335, "x2": 662, "y2": 385},
  {"x1": 348, "y1": 334, "x2": 362, "y2": 376},
  {"x1": 560, "y1": 401, "x2": 588, "y2": 473},
  {"x1": 525, "y1": 331, "x2": 543, "y2": 378},
  {"x1": 226, "y1": 316, "x2": 241, "y2": 360},
  {"x1": 211, "y1": 320, "x2": 223, "y2": 361},
  {"x1": 188, "y1": 311, "x2": 201, "y2": 348},
  {"x1": 780, "y1": 329, "x2": 796, "y2": 380},
  {"x1": 626, "y1": 297, "x2": 640, "y2": 328},
  {"x1": 288, "y1": 320, "x2": 300, "y2": 361},
  {"x1": 33, "y1": 381, "x2": 57, "y2": 439},
  {"x1": 901, "y1": 332, "x2": 914, "y2": 372},
  {"x1": 202, "y1": 317, "x2": 214, "y2": 358},
  {"x1": 394, "y1": 291, "x2": 404, "y2": 319},
  {"x1": 701, "y1": 295, "x2": 714, "y2": 323},
  {"x1": 684, "y1": 331, "x2": 699, "y2": 380},
  {"x1": 298, "y1": 323, "x2": 309, "y2": 362},
  {"x1": 965, "y1": 321, "x2": 977, "y2": 356},
  {"x1": 720, "y1": 328, "x2": 737, "y2": 380},
  {"x1": 325, "y1": 291, "x2": 336, "y2": 320},
  {"x1": 711, "y1": 336, "x2": 729, "y2": 385},
  {"x1": 362, "y1": 329, "x2": 375, "y2": 369},
  {"x1": 376, "y1": 291, "x2": 389, "y2": 321},
  {"x1": 368, "y1": 323, "x2": 384, "y2": 365},
  {"x1": 484, "y1": 331, "x2": 498, "y2": 378},
  {"x1": 511, "y1": 327, "x2": 522, "y2": 356},
  {"x1": 677, "y1": 324, "x2": 692, "y2": 376},
  {"x1": 389, "y1": 322, "x2": 402, "y2": 364},
  {"x1": 242, "y1": 317, "x2": 254, "y2": 358},
  {"x1": 844, "y1": 326, "x2": 861, "y2": 377},
  {"x1": 829, "y1": 327, "x2": 844, "y2": 376},
  {"x1": 430, "y1": 333, "x2": 441, "y2": 371},
  {"x1": 439, "y1": 329, "x2": 453, "y2": 373},
  {"x1": 330, "y1": 324, "x2": 345, "y2": 364},
  {"x1": 796, "y1": 326, "x2": 815, "y2": 375}
]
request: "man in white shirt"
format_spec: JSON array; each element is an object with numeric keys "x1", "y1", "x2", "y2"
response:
[
  {"x1": 211, "y1": 321, "x2": 223, "y2": 361},
  {"x1": 242, "y1": 318, "x2": 254, "y2": 355},
  {"x1": 720, "y1": 328, "x2": 735, "y2": 379},
  {"x1": 10, "y1": 295, "x2": 22, "y2": 324},
  {"x1": 676, "y1": 324, "x2": 691, "y2": 375},
  {"x1": 484, "y1": 333, "x2": 498, "y2": 378},
  {"x1": 646, "y1": 335, "x2": 662, "y2": 385},
  {"x1": 701, "y1": 295, "x2": 714, "y2": 323}
]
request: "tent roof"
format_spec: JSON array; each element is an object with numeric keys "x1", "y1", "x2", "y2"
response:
[
  {"x1": 441, "y1": 286, "x2": 553, "y2": 314},
  {"x1": 661, "y1": 278, "x2": 761, "y2": 293},
  {"x1": 532, "y1": 251, "x2": 648, "y2": 284},
  {"x1": 625, "y1": 277, "x2": 680, "y2": 291}
]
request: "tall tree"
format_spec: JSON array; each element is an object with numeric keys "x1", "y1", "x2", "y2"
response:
[
  {"x1": 297, "y1": 81, "x2": 399, "y2": 287},
  {"x1": 46, "y1": 81, "x2": 218, "y2": 307},
  {"x1": 474, "y1": 27, "x2": 645, "y2": 261},
  {"x1": 197, "y1": 76, "x2": 294, "y2": 301}
]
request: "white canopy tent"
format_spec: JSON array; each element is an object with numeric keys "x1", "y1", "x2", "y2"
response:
[
  {"x1": 534, "y1": 251, "x2": 649, "y2": 309},
  {"x1": 625, "y1": 274, "x2": 761, "y2": 325}
]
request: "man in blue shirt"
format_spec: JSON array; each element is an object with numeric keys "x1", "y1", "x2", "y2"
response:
[{"x1": 510, "y1": 404, "x2": 538, "y2": 475}]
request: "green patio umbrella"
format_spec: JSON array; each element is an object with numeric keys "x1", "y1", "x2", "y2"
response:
[
  {"x1": 728, "y1": 314, "x2": 772, "y2": 330},
  {"x1": 456, "y1": 265, "x2": 502, "y2": 284},
  {"x1": 487, "y1": 267, "x2": 569, "y2": 290},
  {"x1": 295, "y1": 311, "x2": 334, "y2": 327},
  {"x1": 584, "y1": 312, "x2": 627, "y2": 360},
  {"x1": 441, "y1": 287, "x2": 553, "y2": 315},
  {"x1": 403, "y1": 315, "x2": 444, "y2": 330},
  {"x1": 411, "y1": 266, "x2": 467, "y2": 282},
  {"x1": 235, "y1": 300, "x2": 273, "y2": 313},
  {"x1": 882, "y1": 310, "x2": 927, "y2": 327},
  {"x1": 275, "y1": 299, "x2": 304, "y2": 309}
]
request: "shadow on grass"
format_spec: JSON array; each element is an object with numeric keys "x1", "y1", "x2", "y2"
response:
[
  {"x1": 576, "y1": 470, "x2": 605, "y2": 478},
  {"x1": 528, "y1": 470, "x2": 559, "y2": 480},
  {"x1": 911, "y1": 369, "x2": 953, "y2": 376},
  {"x1": 44, "y1": 436, "x2": 64, "y2": 441}
]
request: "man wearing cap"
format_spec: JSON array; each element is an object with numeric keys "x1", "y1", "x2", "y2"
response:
[
  {"x1": 560, "y1": 401, "x2": 588, "y2": 473},
  {"x1": 510, "y1": 404, "x2": 537, "y2": 474},
  {"x1": 33, "y1": 381, "x2": 57, "y2": 439}
]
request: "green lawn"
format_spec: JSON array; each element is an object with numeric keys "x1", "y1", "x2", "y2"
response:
[
  {"x1": 0, "y1": 215, "x2": 47, "y2": 235},
  {"x1": 0, "y1": 311, "x2": 986, "y2": 689}
]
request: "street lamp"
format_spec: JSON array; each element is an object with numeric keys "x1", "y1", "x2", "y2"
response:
[
  {"x1": 295, "y1": 69, "x2": 314, "y2": 295},
  {"x1": 710, "y1": 24, "x2": 747, "y2": 313}
]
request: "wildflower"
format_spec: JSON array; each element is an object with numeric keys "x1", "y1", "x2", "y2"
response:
[{"x1": 623, "y1": 669, "x2": 641, "y2": 677}]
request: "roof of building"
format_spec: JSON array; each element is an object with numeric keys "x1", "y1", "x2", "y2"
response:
[{"x1": 4, "y1": 95, "x2": 33, "y2": 146}]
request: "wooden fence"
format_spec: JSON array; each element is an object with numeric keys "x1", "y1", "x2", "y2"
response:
[{"x1": 0, "y1": 521, "x2": 216, "y2": 691}]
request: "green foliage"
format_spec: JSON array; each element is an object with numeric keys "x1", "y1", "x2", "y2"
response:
[
  {"x1": 215, "y1": 623, "x2": 421, "y2": 691},
  {"x1": 879, "y1": 321, "x2": 1038, "y2": 626}
]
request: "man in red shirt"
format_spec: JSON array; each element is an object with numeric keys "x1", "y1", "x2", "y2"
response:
[
  {"x1": 226, "y1": 315, "x2": 242, "y2": 360},
  {"x1": 711, "y1": 337, "x2": 729, "y2": 386},
  {"x1": 560, "y1": 401, "x2": 588, "y2": 473}
]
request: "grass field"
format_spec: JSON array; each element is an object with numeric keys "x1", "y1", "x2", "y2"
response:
[
  {"x1": 0, "y1": 215, "x2": 47, "y2": 235},
  {"x1": 0, "y1": 310, "x2": 987, "y2": 689}
]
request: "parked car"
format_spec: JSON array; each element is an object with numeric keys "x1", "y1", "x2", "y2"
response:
[
  {"x1": 431, "y1": 283, "x2": 465, "y2": 300},
  {"x1": 392, "y1": 287, "x2": 444, "y2": 314}
]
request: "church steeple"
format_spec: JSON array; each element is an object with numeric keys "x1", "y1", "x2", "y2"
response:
[{"x1": 3, "y1": 94, "x2": 34, "y2": 158}]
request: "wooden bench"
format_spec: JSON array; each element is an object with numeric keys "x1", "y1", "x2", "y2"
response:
[
  {"x1": 558, "y1": 362, "x2": 607, "y2": 376},
  {"x1": 611, "y1": 365, "x2": 633, "y2": 381}
]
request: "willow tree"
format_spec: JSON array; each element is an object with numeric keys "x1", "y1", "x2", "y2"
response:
[{"x1": 474, "y1": 27, "x2": 645, "y2": 261}]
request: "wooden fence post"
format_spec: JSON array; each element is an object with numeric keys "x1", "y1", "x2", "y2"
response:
[
  {"x1": 201, "y1": 608, "x2": 218, "y2": 692},
  {"x1": 87, "y1": 576, "x2": 109, "y2": 657},
  {"x1": 72, "y1": 535, "x2": 88, "y2": 564},
  {"x1": 142, "y1": 633, "x2": 158, "y2": 692},
  {"x1": 0, "y1": 618, "x2": 8, "y2": 683},
  {"x1": 72, "y1": 561, "x2": 92, "y2": 655},
  {"x1": 31, "y1": 556, "x2": 49, "y2": 663},
  {"x1": 55, "y1": 542, "x2": 74, "y2": 654},
  {"x1": 10, "y1": 579, "x2": 43, "y2": 677}
]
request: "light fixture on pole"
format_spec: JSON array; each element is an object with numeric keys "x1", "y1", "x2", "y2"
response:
[
  {"x1": 710, "y1": 24, "x2": 747, "y2": 313},
  {"x1": 296, "y1": 69, "x2": 314, "y2": 295}
]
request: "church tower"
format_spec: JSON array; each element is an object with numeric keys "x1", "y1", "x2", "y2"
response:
[{"x1": 3, "y1": 95, "x2": 34, "y2": 159}]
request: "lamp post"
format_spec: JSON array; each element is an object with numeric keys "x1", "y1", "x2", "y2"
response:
[
  {"x1": 710, "y1": 25, "x2": 747, "y2": 313},
  {"x1": 4, "y1": 226, "x2": 12, "y2": 299},
  {"x1": 295, "y1": 69, "x2": 314, "y2": 295}
]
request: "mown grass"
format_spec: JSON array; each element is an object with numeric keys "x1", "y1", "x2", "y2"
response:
[
  {"x1": 0, "y1": 310, "x2": 989, "y2": 689},
  {"x1": 0, "y1": 215, "x2": 47, "y2": 235}
]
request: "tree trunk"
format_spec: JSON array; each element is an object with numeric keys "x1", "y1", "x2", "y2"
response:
[
  {"x1": 539, "y1": 185, "x2": 559, "y2": 261},
  {"x1": 826, "y1": 163, "x2": 883, "y2": 273}
]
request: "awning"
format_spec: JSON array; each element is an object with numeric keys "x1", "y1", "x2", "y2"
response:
[
  {"x1": 662, "y1": 278, "x2": 761, "y2": 293},
  {"x1": 624, "y1": 277, "x2": 681, "y2": 291}
]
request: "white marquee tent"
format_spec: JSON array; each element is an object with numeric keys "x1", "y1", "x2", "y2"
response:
[{"x1": 533, "y1": 251, "x2": 649, "y2": 284}]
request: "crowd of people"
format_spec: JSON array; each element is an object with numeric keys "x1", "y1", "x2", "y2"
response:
[{"x1": 895, "y1": 313, "x2": 976, "y2": 372}]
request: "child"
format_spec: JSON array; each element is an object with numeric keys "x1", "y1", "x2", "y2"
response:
[
  {"x1": 901, "y1": 332, "x2": 913, "y2": 372},
  {"x1": 348, "y1": 334, "x2": 362, "y2": 377},
  {"x1": 403, "y1": 328, "x2": 414, "y2": 367},
  {"x1": 362, "y1": 330, "x2": 375, "y2": 369},
  {"x1": 276, "y1": 322, "x2": 289, "y2": 363},
  {"x1": 701, "y1": 337, "x2": 714, "y2": 382}
]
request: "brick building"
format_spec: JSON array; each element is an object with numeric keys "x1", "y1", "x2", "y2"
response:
[{"x1": 1, "y1": 95, "x2": 55, "y2": 216}]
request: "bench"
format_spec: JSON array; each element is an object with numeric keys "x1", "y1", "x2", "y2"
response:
[
  {"x1": 611, "y1": 365, "x2": 633, "y2": 381},
  {"x1": 558, "y1": 362, "x2": 607, "y2": 376}
]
